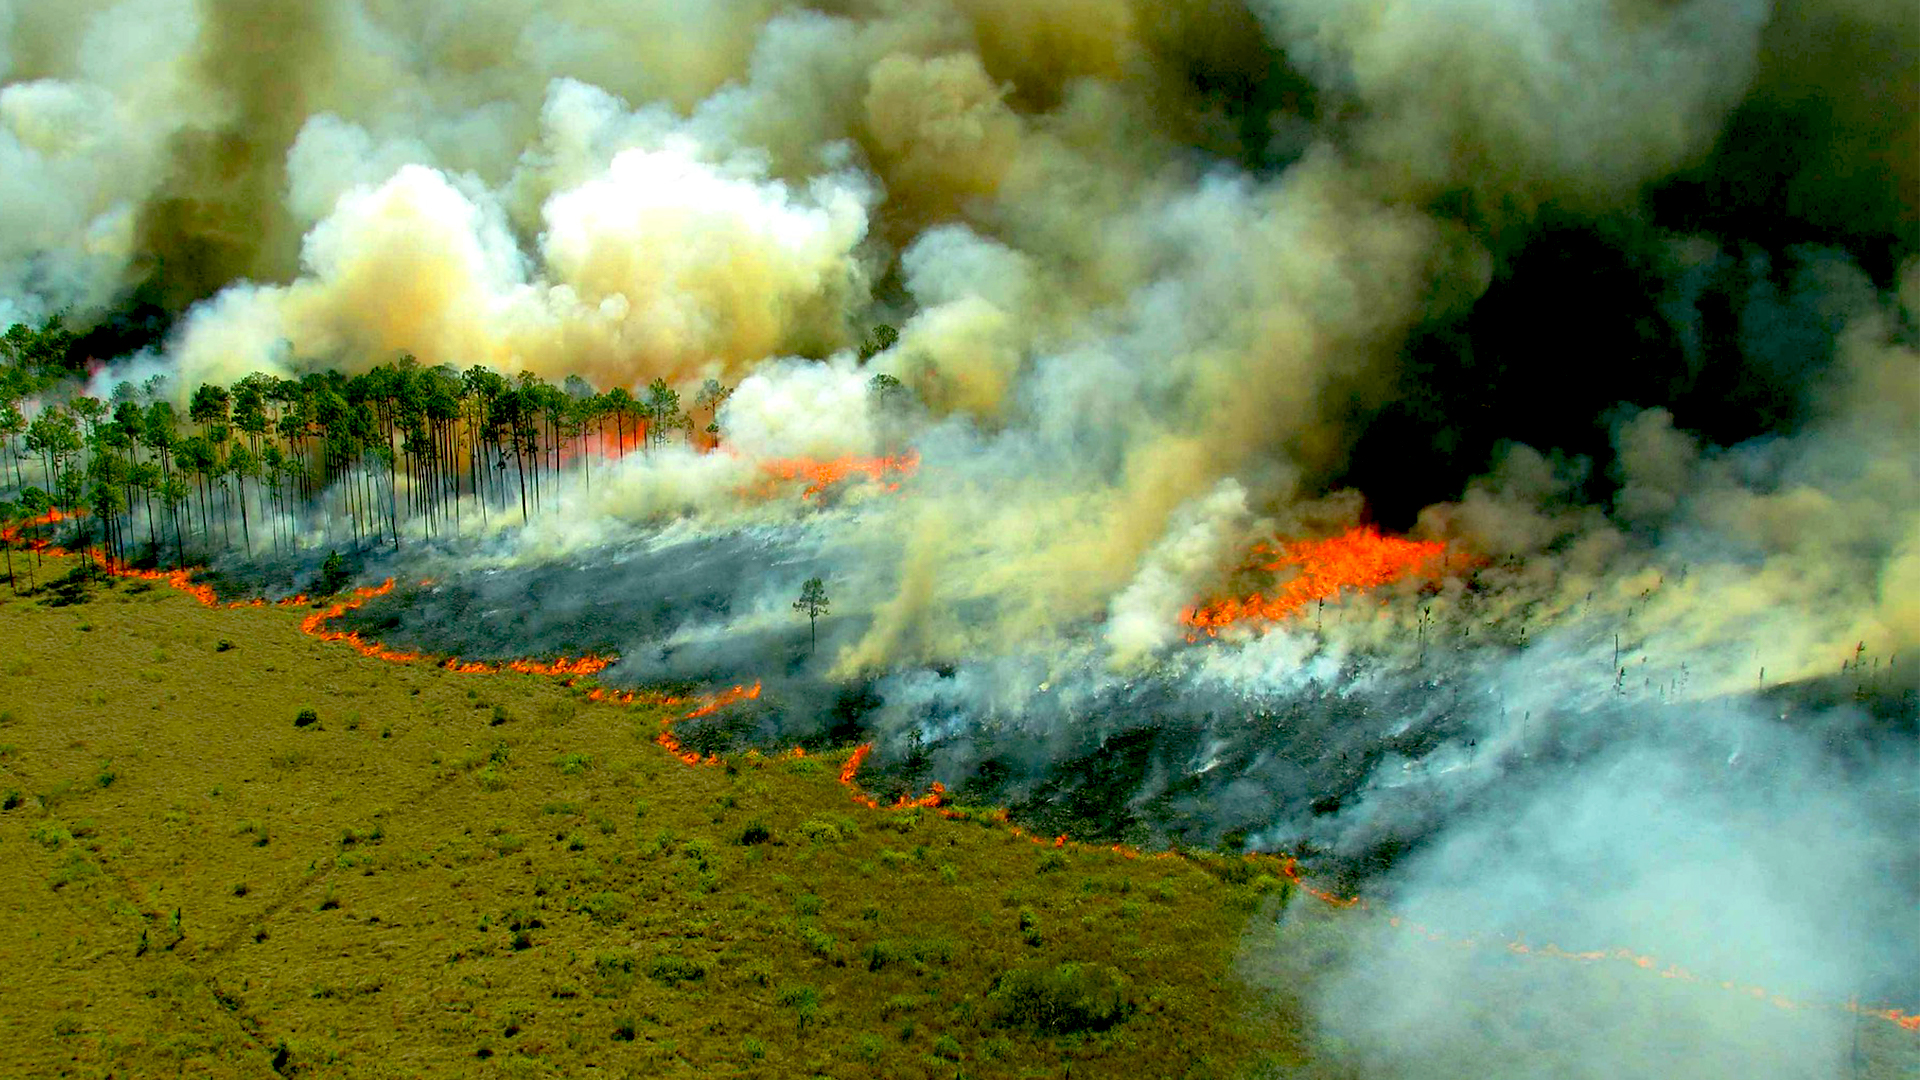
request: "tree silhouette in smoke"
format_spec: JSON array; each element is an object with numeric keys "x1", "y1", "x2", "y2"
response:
[{"x1": 794, "y1": 577, "x2": 830, "y2": 653}]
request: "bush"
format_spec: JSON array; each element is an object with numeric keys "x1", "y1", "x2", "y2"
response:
[
  {"x1": 798, "y1": 924, "x2": 837, "y2": 961},
  {"x1": 783, "y1": 756, "x2": 825, "y2": 777},
  {"x1": 987, "y1": 962, "x2": 1135, "y2": 1034},
  {"x1": 594, "y1": 951, "x2": 636, "y2": 995},
  {"x1": 1214, "y1": 857, "x2": 1257, "y2": 885},
  {"x1": 734, "y1": 818, "x2": 772, "y2": 845},
  {"x1": 318, "y1": 550, "x2": 350, "y2": 594},
  {"x1": 648, "y1": 954, "x2": 707, "y2": 986},
  {"x1": 798, "y1": 818, "x2": 842, "y2": 843},
  {"x1": 576, "y1": 890, "x2": 630, "y2": 926},
  {"x1": 775, "y1": 984, "x2": 821, "y2": 1030},
  {"x1": 864, "y1": 939, "x2": 903, "y2": 972},
  {"x1": 294, "y1": 708, "x2": 319, "y2": 729},
  {"x1": 932, "y1": 1034, "x2": 963, "y2": 1061}
]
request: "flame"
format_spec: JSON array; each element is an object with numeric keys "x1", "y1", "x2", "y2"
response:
[
  {"x1": 1184, "y1": 526, "x2": 1462, "y2": 635},
  {"x1": 648, "y1": 682, "x2": 763, "y2": 765},
  {"x1": 757, "y1": 450, "x2": 919, "y2": 499},
  {"x1": 0, "y1": 508, "x2": 74, "y2": 552},
  {"x1": 441, "y1": 654, "x2": 615, "y2": 677},
  {"x1": 6, "y1": 517, "x2": 1913, "y2": 1033}
]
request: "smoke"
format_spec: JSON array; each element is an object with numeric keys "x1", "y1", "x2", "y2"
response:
[{"x1": 6, "y1": 0, "x2": 1917, "y2": 1072}]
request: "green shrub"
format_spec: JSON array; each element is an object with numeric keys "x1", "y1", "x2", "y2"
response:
[
  {"x1": 594, "y1": 951, "x2": 636, "y2": 995},
  {"x1": 576, "y1": 891, "x2": 630, "y2": 926},
  {"x1": 864, "y1": 939, "x2": 903, "y2": 972},
  {"x1": 775, "y1": 984, "x2": 821, "y2": 1030},
  {"x1": 734, "y1": 818, "x2": 772, "y2": 845},
  {"x1": 782, "y1": 756, "x2": 825, "y2": 777},
  {"x1": 681, "y1": 838, "x2": 716, "y2": 867},
  {"x1": 798, "y1": 818, "x2": 842, "y2": 843},
  {"x1": 647, "y1": 954, "x2": 706, "y2": 986},
  {"x1": 1214, "y1": 857, "x2": 1257, "y2": 885},
  {"x1": 798, "y1": 924, "x2": 837, "y2": 961},
  {"x1": 30, "y1": 822, "x2": 72, "y2": 848},
  {"x1": 987, "y1": 962, "x2": 1135, "y2": 1034},
  {"x1": 294, "y1": 708, "x2": 319, "y2": 729},
  {"x1": 909, "y1": 938, "x2": 955, "y2": 966},
  {"x1": 932, "y1": 1034, "x2": 963, "y2": 1061}
]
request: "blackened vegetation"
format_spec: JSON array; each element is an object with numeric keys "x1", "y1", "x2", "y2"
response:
[{"x1": 171, "y1": 509, "x2": 1920, "y2": 908}]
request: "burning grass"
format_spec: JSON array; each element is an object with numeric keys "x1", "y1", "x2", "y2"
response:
[{"x1": 0, "y1": 553, "x2": 1304, "y2": 1078}]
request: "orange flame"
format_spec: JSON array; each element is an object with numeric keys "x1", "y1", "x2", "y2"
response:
[
  {"x1": 7, "y1": 513, "x2": 1913, "y2": 1033},
  {"x1": 758, "y1": 450, "x2": 919, "y2": 499},
  {"x1": 1185, "y1": 526, "x2": 1461, "y2": 635},
  {"x1": 648, "y1": 682, "x2": 764, "y2": 765}
]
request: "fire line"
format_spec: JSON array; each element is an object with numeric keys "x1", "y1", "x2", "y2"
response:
[{"x1": 5, "y1": 510, "x2": 1912, "y2": 1033}]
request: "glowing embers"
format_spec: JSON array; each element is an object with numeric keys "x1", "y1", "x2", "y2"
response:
[
  {"x1": 756, "y1": 450, "x2": 919, "y2": 499},
  {"x1": 1184, "y1": 526, "x2": 1460, "y2": 635}
]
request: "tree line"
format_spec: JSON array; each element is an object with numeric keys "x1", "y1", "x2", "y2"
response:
[{"x1": 0, "y1": 314, "x2": 737, "y2": 579}]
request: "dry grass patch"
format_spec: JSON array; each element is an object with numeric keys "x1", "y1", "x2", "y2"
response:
[{"x1": 0, "y1": 556, "x2": 1302, "y2": 1078}]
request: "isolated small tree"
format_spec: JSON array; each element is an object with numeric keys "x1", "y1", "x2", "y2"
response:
[
  {"x1": 868, "y1": 373, "x2": 909, "y2": 453},
  {"x1": 319, "y1": 549, "x2": 349, "y2": 595},
  {"x1": 793, "y1": 576, "x2": 829, "y2": 652}
]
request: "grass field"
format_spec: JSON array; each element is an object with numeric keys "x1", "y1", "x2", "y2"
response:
[{"x1": 0, "y1": 556, "x2": 1310, "y2": 1079}]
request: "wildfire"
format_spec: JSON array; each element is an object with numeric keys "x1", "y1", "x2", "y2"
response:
[
  {"x1": 1184, "y1": 526, "x2": 1462, "y2": 635},
  {"x1": 6, "y1": 517, "x2": 1914, "y2": 1034},
  {"x1": 0, "y1": 508, "x2": 73, "y2": 550},
  {"x1": 650, "y1": 682, "x2": 764, "y2": 765},
  {"x1": 757, "y1": 450, "x2": 919, "y2": 499},
  {"x1": 442, "y1": 654, "x2": 615, "y2": 677}
]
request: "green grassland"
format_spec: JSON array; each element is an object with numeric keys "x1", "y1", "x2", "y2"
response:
[{"x1": 0, "y1": 557, "x2": 1309, "y2": 1079}]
